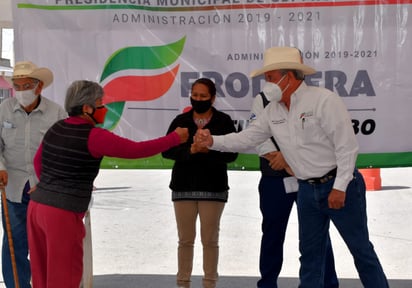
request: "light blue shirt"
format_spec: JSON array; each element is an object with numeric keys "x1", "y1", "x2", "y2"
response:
[{"x1": 0, "y1": 96, "x2": 67, "y2": 202}]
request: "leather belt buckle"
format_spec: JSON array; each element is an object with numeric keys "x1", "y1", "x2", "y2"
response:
[
  {"x1": 306, "y1": 168, "x2": 337, "y2": 185},
  {"x1": 319, "y1": 175, "x2": 333, "y2": 184},
  {"x1": 307, "y1": 179, "x2": 317, "y2": 184}
]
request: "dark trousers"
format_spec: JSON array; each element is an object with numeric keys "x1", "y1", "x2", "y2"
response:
[
  {"x1": 297, "y1": 170, "x2": 388, "y2": 288},
  {"x1": 257, "y1": 175, "x2": 338, "y2": 288}
]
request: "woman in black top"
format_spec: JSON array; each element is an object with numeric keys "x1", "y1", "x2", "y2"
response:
[{"x1": 162, "y1": 78, "x2": 238, "y2": 288}]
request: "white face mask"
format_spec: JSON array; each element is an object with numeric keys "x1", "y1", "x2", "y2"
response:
[
  {"x1": 262, "y1": 75, "x2": 289, "y2": 103},
  {"x1": 262, "y1": 82, "x2": 283, "y2": 103},
  {"x1": 15, "y1": 87, "x2": 38, "y2": 107}
]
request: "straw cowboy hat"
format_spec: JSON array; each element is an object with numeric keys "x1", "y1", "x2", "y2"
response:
[
  {"x1": 11, "y1": 61, "x2": 53, "y2": 88},
  {"x1": 250, "y1": 47, "x2": 316, "y2": 77}
]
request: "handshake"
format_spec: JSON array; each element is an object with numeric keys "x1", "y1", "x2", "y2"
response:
[
  {"x1": 172, "y1": 128, "x2": 214, "y2": 154},
  {"x1": 173, "y1": 128, "x2": 213, "y2": 148},
  {"x1": 191, "y1": 129, "x2": 213, "y2": 154},
  {"x1": 193, "y1": 129, "x2": 213, "y2": 147}
]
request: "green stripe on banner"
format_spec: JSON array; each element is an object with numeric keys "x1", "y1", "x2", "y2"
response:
[
  {"x1": 100, "y1": 37, "x2": 186, "y2": 82},
  {"x1": 100, "y1": 152, "x2": 412, "y2": 170},
  {"x1": 356, "y1": 152, "x2": 412, "y2": 168},
  {"x1": 16, "y1": 3, "x2": 256, "y2": 12},
  {"x1": 100, "y1": 154, "x2": 260, "y2": 170},
  {"x1": 17, "y1": 4, "x2": 166, "y2": 11}
]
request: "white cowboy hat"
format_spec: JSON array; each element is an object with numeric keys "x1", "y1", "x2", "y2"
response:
[
  {"x1": 11, "y1": 61, "x2": 53, "y2": 88},
  {"x1": 250, "y1": 47, "x2": 316, "y2": 77}
]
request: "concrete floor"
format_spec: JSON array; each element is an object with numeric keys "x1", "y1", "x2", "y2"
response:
[{"x1": 1, "y1": 168, "x2": 412, "y2": 287}]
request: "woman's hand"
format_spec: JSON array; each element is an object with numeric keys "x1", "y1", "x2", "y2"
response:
[{"x1": 174, "y1": 127, "x2": 189, "y2": 143}]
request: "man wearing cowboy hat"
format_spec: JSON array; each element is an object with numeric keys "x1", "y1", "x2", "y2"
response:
[
  {"x1": 249, "y1": 47, "x2": 338, "y2": 288},
  {"x1": 194, "y1": 46, "x2": 389, "y2": 288},
  {"x1": 0, "y1": 61, "x2": 67, "y2": 287}
]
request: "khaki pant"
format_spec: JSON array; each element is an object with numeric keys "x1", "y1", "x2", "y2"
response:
[
  {"x1": 80, "y1": 210, "x2": 93, "y2": 288},
  {"x1": 174, "y1": 201, "x2": 225, "y2": 288}
]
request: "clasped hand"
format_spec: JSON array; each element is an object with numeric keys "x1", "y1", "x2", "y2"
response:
[
  {"x1": 193, "y1": 129, "x2": 213, "y2": 148},
  {"x1": 174, "y1": 127, "x2": 189, "y2": 143}
]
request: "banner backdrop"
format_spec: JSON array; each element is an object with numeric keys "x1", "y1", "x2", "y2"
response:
[{"x1": 12, "y1": 0, "x2": 412, "y2": 169}]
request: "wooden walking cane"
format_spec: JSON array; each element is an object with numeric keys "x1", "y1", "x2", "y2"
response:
[{"x1": 1, "y1": 184, "x2": 20, "y2": 288}]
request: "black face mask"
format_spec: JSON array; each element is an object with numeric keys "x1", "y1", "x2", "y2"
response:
[{"x1": 190, "y1": 98, "x2": 212, "y2": 114}]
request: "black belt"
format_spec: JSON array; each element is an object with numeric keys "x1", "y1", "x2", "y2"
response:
[{"x1": 305, "y1": 168, "x2": 337, "y2": 184}]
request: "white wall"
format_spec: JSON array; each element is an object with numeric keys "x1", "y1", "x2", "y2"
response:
[
  {"x1": 0, "y1": 0, "x2": 12, "y2": 68},
  {"x1": 0, "y1": 0, "x2": 12, "y2": 24}
]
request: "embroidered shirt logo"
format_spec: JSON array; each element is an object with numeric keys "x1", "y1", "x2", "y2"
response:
[
  {"x1": 300, "y1": 111, "x2": 313, "y2": 119},
  {"x1": 272, "y1": 119, "x2": 286, "y2": 124}
]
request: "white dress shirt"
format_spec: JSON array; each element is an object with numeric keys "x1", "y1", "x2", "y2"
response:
[
  {"x1": 250, "y1": 92, "x2": 278, "y2": 156},
  {"x1": 212, "y1": 82, "x2": 358, "y2": 192}
]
